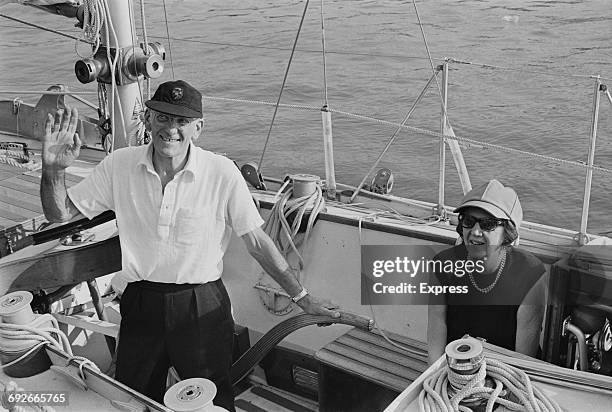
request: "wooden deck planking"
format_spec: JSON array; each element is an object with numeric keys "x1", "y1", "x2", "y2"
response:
[
  {"x1": 0, "y1": 199, "x2": 36, "y2": 222},
  {"x1": 0, "y1": 170, "x2": 14, "y2": 181},
  {"x1": 334, "y1": 335, "x2": 427, "y2": 374},
  {"x1": 13, "y1": 173, "x2": 42, "y2": 185},
  {"x1": 0, "y1": 164, "x2": 44, "y2": 231},
  {"x1": 0, "y1": 215, "x2": 17, "y2": 231},
  {"x1": 0, "y1": 137, "x2": 97, "y2": 240},
  {"x1": 316, "y1": 328, "x2": 429, "y2": 392},
  {"x1": 322, "y1": 342, "x2": 424, "y2": 383},
  {"x1": 0, "y1": 177, "x2": 40, "y2": 197},
  {"x1": 0, "y1": 187, "x2": 43, "y2": 213},
  {"x1": 0, "y1": 184, "x2": 41, "y2": 206}
]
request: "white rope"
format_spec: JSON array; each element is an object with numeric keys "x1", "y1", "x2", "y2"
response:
[
  {"x1": 263, "y1": 184, "x2": 325, "y2": 272},
  {"x1": 75, "y1": 0, "x2": 103, "y2": 59},
  {"x1": 419, "y1": 357, "x2": 563, "y2": 412},
  {"x1": 0, "y1": 314, "x2": 73, "y2": 370},
  {"x1": 356, "y1": 210, "x2": 441, "y2": 357},
  {"x1": 0, "y1": 147, "x2": 36, "y2": 169}
]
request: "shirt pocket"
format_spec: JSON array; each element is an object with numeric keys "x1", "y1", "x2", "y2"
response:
[{"x1": 174, "y1": 208, "x2": 213, "y2": 246}]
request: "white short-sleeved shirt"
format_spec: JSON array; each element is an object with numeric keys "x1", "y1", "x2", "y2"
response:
[{"x1": 68, "y1": 143, "x2": 264, "y2": 284}]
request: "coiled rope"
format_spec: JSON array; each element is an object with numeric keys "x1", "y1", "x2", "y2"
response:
[
  {"x1": 420, "y1": 358, "x2": 563, "y2": 412},
  {"x1": 76, "y1": 0, "x2": 103, "y2": 59},
  {"x1": 263, "y1": 181, "x2": 325, "y2": 271},
  {"x1": 419, "y1": 340, "x2": 562, "y2": 412},
  {"x1": 0, "y1": 148, "x2": 36, "y2": 170},
  {"x1": 0, "y1": 314, "x2": 72, "y2": 368}
]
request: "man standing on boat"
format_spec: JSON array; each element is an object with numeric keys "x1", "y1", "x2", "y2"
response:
[{"x1": 39, "y1": 80, "x2": 340, "y2": 411}]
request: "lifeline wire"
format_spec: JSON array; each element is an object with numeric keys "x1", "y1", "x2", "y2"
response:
[
  {"x1": 195, "y1": 93, "x2": 612, "y2": 175},
  {"x1": 3, "y1": 85, "x2": 611, "y2": 176}
]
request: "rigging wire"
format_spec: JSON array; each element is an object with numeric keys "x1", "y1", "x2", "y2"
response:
[
  {"x1": 256, "y1": 0, "x2": 311, "y2": 176},
  {"x1": 127, "y1": 0, "x2": 145, "y2": 113},
  {"x1": 413, "y1": 0, "x2": 447, "y2": 118},
  {"x1": 349, "y1": 0, "x2": 467, "y2": 203},
  {"x1": 349, "y1": 70, "x2": 440, "y2": 203},
  {"x1": 0, "y1": 12, "x2": 86, "y2": 42},
  {"x1": 139, "y1": 0, "x2": 151, "y2": 99},
  {"x1": 3, "y1": 85, "x2": 611, "y2": 176},
  {"x1": 161, "y1": 0, "x2": 175, "y2": 79},
  {"x1": 200, "y1": 93, "x2": 612, "y2": 176},
  {"x1": 319, "y1": 0, "x2": 329, "y2": 107},
  {"x1": 1, "y1": 14, "x2": 610, "y2": 83}
]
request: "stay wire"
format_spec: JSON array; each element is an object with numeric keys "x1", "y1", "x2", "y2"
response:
[
  {"x1": 127, "y1": 0, "x2": 145, "y2": 109},
  {"x1": 0, "y1": 12, "x2": 85, "y2": 42},
  {"x1": 0, "y1": 13, "x2": 609, "y2": 82},
  {"x1": 139, "y1": 0, "x2": 151, "y2": 99},
  {"x1": 161, "y1": 0, "x2": 175, "y2": 79},
  {"x1": 256, "y1": 0, "x2": 311, "y2": 176},
  {"x1": 320, "y1": 0, "x2": 329, "y2": 107}
]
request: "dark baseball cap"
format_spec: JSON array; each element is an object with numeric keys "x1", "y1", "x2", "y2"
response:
[{"x1": 145, "y1": 80, "x2": 202, "y2": 118}]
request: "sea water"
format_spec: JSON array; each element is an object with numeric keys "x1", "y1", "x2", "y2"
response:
[{"x1": 0, "y1": 0, "x2": 611, "y2": 232}]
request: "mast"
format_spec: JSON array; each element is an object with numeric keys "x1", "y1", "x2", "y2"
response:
[{"x1": 73, "y1": 0, "x2": 165, "y2": 150}]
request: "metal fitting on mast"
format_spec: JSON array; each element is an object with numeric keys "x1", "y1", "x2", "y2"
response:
[{"x1": 74, "y1": 42, "x2": 165, "y2": 85}]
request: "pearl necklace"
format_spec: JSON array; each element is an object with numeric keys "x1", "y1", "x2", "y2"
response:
[{"x1": 468, "y1": 248, "x2": 507, "y2": 294}]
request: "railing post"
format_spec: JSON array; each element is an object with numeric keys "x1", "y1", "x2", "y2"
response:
[
  {"x1": 322, "y1": 105, "x2": 336, "y2": 199},
  {"x1": 437, "y1": 61, "x2": 449, "y2": 217},
  {"x1": 579, "y1": 76, "x2": 602, "y2": 245}
]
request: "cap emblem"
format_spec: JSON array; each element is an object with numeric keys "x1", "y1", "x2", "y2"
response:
[{"x1": 171, "y1": 87, "x2": 183, "y2": 101}]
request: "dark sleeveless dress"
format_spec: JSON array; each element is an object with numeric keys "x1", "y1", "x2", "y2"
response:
[{"x1": 434, "y1": 245, "x2": 545, "y2": 351}]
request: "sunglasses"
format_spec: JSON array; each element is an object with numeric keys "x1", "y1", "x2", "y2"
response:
[{"x1": 459, "y1": 214, "x2": 506, "y2": 231}]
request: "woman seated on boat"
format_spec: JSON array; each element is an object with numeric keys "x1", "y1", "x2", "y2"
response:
[{"x1": 427, "y1": 179, "x2": 547, "y2": 364}]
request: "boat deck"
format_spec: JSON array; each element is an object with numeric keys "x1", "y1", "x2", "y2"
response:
[
  {"x1": 0, "y1": 162, "x2": 84, "y2": 231},
  {"x1": 236, "y1": 384, "x2": 317, "y2": 412},
  {"x1": 0, "y1": 131, "x2": 102, "y2": 256}
]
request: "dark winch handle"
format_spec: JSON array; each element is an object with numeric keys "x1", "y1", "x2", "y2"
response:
[{"x1": 230, "y1": 311, "x2": 373, "y2": 386}]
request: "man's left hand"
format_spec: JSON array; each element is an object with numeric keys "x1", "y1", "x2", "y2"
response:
[{"x1": 296, "y1": 294, "x2": 340, "y2": 318}]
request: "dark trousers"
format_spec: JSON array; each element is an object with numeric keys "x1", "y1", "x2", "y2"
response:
[{"x1": 115, "y1": 279, "x2": 235, "y2": 411}]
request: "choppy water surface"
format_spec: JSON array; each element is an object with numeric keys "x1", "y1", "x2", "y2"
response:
[{"x1": 0, "y1": 0, "x2": 611, "y2": 232}]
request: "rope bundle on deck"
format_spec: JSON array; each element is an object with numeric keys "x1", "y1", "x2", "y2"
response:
[
  {"x1": 419, "y1": 338, "x2": 562, "y2": 412},
  {"x1": 263, "y1": 176, "x2": 325, "y2": 270}
]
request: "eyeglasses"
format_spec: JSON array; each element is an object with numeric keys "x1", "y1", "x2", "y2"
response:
[
  {"x1": 459, "y1": 214, "x2": 506, "y2": 231},
  {"x1": 154, "y1": 113, "x2": 194, "y2": 127}
]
